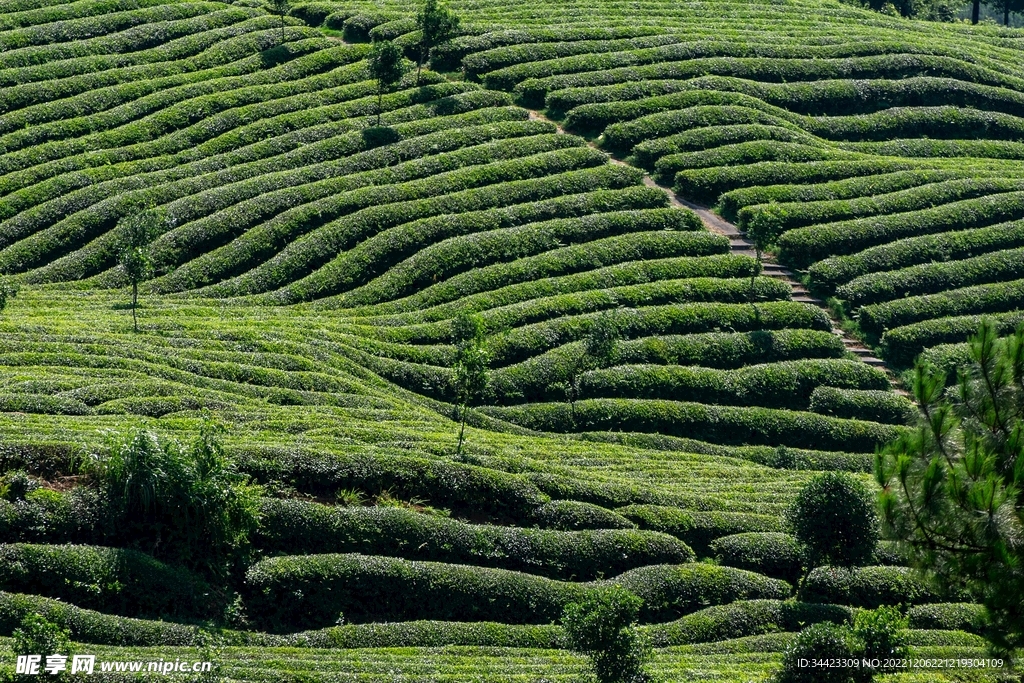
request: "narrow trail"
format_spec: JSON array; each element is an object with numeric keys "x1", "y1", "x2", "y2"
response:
[{"x1": 527, "y1": 110, "x2": 909, "y2": 396}]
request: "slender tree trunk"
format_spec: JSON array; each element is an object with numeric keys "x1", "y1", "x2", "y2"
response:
[
  {"x1": 376, "y1": 90, "x2": 383, "y2": 126},
  {"x1": 972, "y1": 0, "x2": 980, "y2": 23},
  {"x1": 455, "y1": 404, "x2": 467, "y2": 457},
  {"x1": 132, "y1": 282, "x2": 139, "y2": 333},
  {"x1": 281, "y1": 16, "x2": 285, "y2": 43},
  {"x1": 416, "y1": 46, "x2": 425, "y2": 84},
  {"x1": 1005, "y1": 4, "x2": 1010, "y2": 24}
]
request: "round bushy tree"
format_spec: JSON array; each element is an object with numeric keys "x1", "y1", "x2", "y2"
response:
[
  {"x1": 562, "y1": 586, "x2": 651, "y2": 683},
  {"x1": 775, "y1": 621, "x2": 864, "y2": 683},
  {"x1": 787, "y1": 472, "x2": 878, "y2": 568}
]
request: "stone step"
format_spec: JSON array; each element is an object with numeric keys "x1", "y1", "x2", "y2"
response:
[{"x1": 793, "y1": 295, "x2": 818, "y2": 303}]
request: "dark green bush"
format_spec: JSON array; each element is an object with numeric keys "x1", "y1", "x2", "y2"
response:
[
  {"x1": 775, "y1": 621, "x2": 864, "y2": 683},
  {"x1": 287, "y1": 3, "x2": 334, "y2": 26},
  {"x1": 711, "y1": 532, "x2": 802, "y2": 583},
  {"x1": 880, "y1": 310, "x2": 1024, "y2": 366},
  {"x1": 530, "y1": 500, "x2": 636, "y2": 531},
  {"x1": 255, "y1": 499, "x2": 690, "y2": 581},
  {"x1": 0, "y1": 592, "x2": 209, "y2": 646},
  {"x1": 0, "y1": 544, "x2": 212, "y2": 620},
  {"x1": 342, "y1": 12, "x2": 399, "y2": 41},
  {"x1": 787, "y1": 472, "x2": 878, "y2": 567},
  {"x1": 809, "y1": 219, "x2": 1024, "y2": 293},
  {"x1": 562, "y1": 586, "x2": 651, "y2": 683}
]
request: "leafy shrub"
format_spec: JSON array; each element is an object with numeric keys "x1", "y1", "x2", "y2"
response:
[
  {"x1": 711, "y1": 533, "x2": 802, "y2": 583},
  {"x1": 255, "y1": 499, "x2": 690, "y2": 581},
  {"x1": 774, "y1": 621, "x2": 864, "y2": 683},
  {"x1": 853, "y1": 605, "x2": 909, "y2": 673},
  {"x1": 0, "y1": 544, "x2": 212, "y2": 620},
  {"x1": 530, "y1": 500, "x2": 636, "y2": 531},
  {"x1": 287, "y1": 3, "x2": 334, "y2": 26},
  {"x1": 800, "y1": 565, "x2": 945, "y2": 607},
  {"x1": 562, "y1": 586, "x2": 651, "y2": 683},
  {"x1": 84, "y1": 423, "x2": 261, "y2": 575},
  {"x1": 880, "y1": 310, "x2": 1024, "y2": 366},
  {"x1": 11, "y1": 612, "x2": 73, "y2": 662},
  {"x1": 786, "y1": 472, "x2": 878, "y2": 568},
  {"x1": 808, "y1": 387, "x2": 915, "y2": 425}
]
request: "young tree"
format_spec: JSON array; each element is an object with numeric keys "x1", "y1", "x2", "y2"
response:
[
  {"x1": 787, "y1": 471, "x2": 879, "y2": 569},
  {"x1": 367, "y1": 40, "x2": 408, "y2": 126},
  {"x1": 876, "y1": 321, "x2": 1024, "y2": 655},
  {"x1": 415, "y1": 0, "x2": 460, "y2": 82},
  {"x1": 451, "y1": 313, "x2": 488, "y2": 458},
  {"x1": 268, "y1": 0, "x2": 290, "y2": 42},
  {"x1": 116, "y1": 210, "x2": 162, "y2": 333},
  {"x1": 0, "y1": 275, "x2": 19, "y2": 315},
  {"x1": 984, "y1": 0, "x2": 1024, "y2": 24},
  {"x1": 554, "y1": 311, "x2": 621, "y2": 426},
  {"x1": 562, "y1": 586, "x2": 652, "y2": 683}
]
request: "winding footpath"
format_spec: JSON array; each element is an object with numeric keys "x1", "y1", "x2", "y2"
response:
[{"x1": 527, "y1": 110, "x2": 909, "y2": 396}]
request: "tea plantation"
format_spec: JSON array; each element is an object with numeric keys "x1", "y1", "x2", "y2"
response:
[{"x1": 0, "y1": 0, "x2": 1021, "y2": 680}]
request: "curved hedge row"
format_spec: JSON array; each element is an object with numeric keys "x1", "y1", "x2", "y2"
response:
[
  {"x1": 482, "y1": 398, "x2": 903, "y2": 452},
  {"x1": 255, "y1": 499, "x2": 692, "y2": 581},
  {"x1": 571, "y1": 359, "x2": 889, "y2": 410},
  {"x1": 859, "y1": 279, "x2": 1024, "y2": 334},
  {"x1": 800, "y1": 565, "x2": 952, "y2": 608},
  {"x1": 809, "y1": 386, "x2": 915, "y2": 425},
  {"x1": 482, "y1": 300, "x2": 830, "y2": 367},
  {"x1": 243, "y1": 553, "x2": 789, "y2": 631},
  {"x1": 778, "y1": 191, "x2": 1024, "y2": 268},
  {"x1": 880, "y1": 311, "x2": 1024, "y2": 366},
  {"x1": 907, "y1": 603, "x2": 987, "y2": 635},
  {"x1": 710, "y1": 532, "x2": 802, "y2": 584},
  {"x1": 837, "y1": 246, "x2": 1024, "y2": 307},
  {"x1": 529, "y1": 500, "x2": 635, "y2": 531},
  {"x1": 717, "y1": 169, "x2": 965, "y2": 221},
  {"x1": 656, "y1": 142, "x2": 852, "y2": 183},
  {"x1": 739, "y1": 179, "x2": 1024, "y2": 247},
  {"x1": 809, "y1": 219, "x2": 1024, "y2": 293},
  {"x1": 230, "y1": 446, "x2": 549, "y2": 523},
  {"x1": 631, "y1": 123, "x2": 818, "y2": 169},
  {"x1": 0, "y1": 543, "x2": 211, "y2": 620},
  {"x1": 616, "y1": 329, "x2": 845, "y2": 368},
  {"x1": 615, "y1": 504, "x2": 782, "y2": 554}
]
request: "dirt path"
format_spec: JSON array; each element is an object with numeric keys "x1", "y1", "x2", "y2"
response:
[{"x1": 527, "y1": 109, "x2": 909, "y2": 396}]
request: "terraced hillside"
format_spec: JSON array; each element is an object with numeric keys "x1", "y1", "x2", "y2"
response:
[
  {"x1": 322, "y1": 0, "x2": 1024, "y2": 373},
  {"x1": 0, "y1": 0, "x2": 1020, "y2": 680}
]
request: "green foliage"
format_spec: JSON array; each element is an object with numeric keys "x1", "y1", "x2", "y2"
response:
[
  {"x1": 787, "y1": 472, "x2": 878, "y2": 568},
  {"x1": 367, "y1": 40, "x2": 408, "y2": 126},
  {"x1": 0, "y1": 276, "x2": 18, "y2": 315},
  {"x1": 809, "y1": 387, "x2": 915, "y2": 425},
  {"x1": 416, "y1": 0, "x2": 459, "y2": 78},
  {"x1": 853, "y1": 605, "x2": 910, "y2": 672},
  {"x1": 876, "y1": 321, "x2": 1024, "y2": 654},
  {"x1": 266, "y1": 0, "x2": 289, "y2": 42},
  {"x1": 774, "y1": 621, "x2": 864, "y2": 683},
  {"x1": 12, "y1": 612, "x2": 72, "y2": 658},
  {"x1": 85, "y1": 420, "x2": 261, "y2": 576},
  {"x1": 452, "y1": 312, "x2": 489, "y2": 457},
  {"x1": 115, "y1": 210, "x2": 164, "y2": 333},
  {"x1": 562, "y1": 586, "x2": 652, "y2": 683}
]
